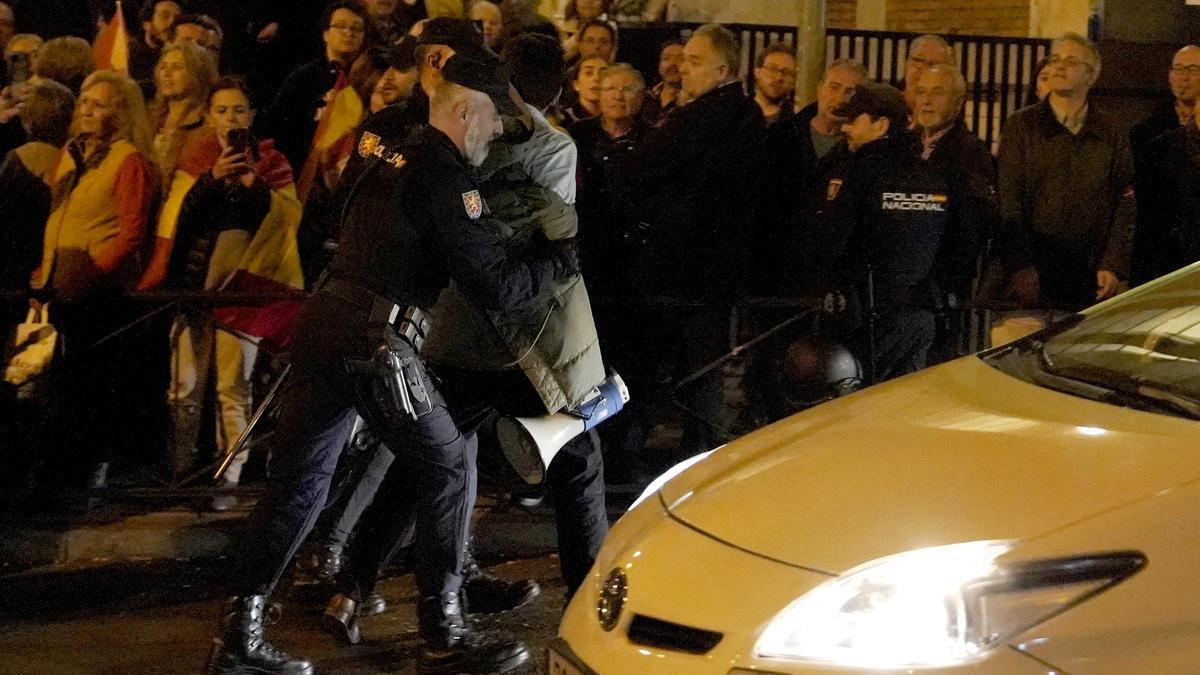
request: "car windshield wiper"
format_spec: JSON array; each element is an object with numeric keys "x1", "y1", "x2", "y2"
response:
[{"x1": 1036, "y1": 351, "x2": 1200, "y2": 421}]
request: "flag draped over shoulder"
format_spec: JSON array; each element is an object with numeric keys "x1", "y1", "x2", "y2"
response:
[
  {"x1": 160, "y1": 131, "x2": 306, "y2": 352},
  {"x1": 92, "y1": 1, "x2": 130, "y2": 74},
  {"x1": 295, "y1": 70, "x2": 364, "y2": 203}
]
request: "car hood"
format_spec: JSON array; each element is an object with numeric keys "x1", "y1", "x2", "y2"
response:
[{"x1": 660, "y1": 355, "x2": 1200, "y2": 574}]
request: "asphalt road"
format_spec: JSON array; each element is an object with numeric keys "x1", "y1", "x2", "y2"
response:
[{"x1": 0, "y1": 555, "x2": 568, "y2": 674}]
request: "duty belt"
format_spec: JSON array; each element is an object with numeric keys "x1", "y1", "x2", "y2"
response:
[{"x1": 321, "y1": 276, "x2": 431, "y2": 352}]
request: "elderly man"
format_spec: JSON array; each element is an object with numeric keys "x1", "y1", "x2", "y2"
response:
[
  {"x1": 571, "y1": 62, "x2": 649, "y2": 294},
  {"x1": 991, "y1": 32, "x2": 1134, "y2": 345},
  {"x1": 608, "y1": 23, "x2": 764, "y2": 465},
  {"x1": 913, "y1": 63, "x2": 995, "y2": 360},
  {"x1": 753, "y1": 42, "x2": 796, "y2": 125},
  {"x1": 902, "y1": 33, "x2": 954, "y2": 109},
  {"x1": 1129, "y1": 44, "x2": 1200, "y2": 285},
  {"x1": 203, "y1": 53, "x2": 552, "y2": 675}
]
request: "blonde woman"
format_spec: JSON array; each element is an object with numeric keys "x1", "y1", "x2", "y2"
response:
[
  {"x1": 30, "y1": 70, "x2": 156, "y2": 503},
  {"x1": 149, "y1": 40, "x2": 218, "y2": 185}
]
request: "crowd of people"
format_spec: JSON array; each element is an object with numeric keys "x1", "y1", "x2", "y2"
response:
[
  {"x1": 0, "y1": 0, "x2": 1187, "y2": 506},
  {"x1": 0, "y1": 0, "x2": 1193, "y2": 672}
]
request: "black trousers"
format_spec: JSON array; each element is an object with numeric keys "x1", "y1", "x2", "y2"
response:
[
  {"x1": 312, "y1": 419, "x2": 395, "y2": 550},
  {"x1": 337, "y1": 366, "x2": 609, "y2": 600},
  {"x1": 237, "y1": 292, "x2": 473, "y2": 601}
]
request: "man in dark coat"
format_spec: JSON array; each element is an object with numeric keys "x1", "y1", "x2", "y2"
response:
[
  {"x1": 608, "y1": 23, "x2": 765, "y2": 463},
  {"x1": 913, "y1": 64, "x2": 995, "y2": 361},
  {"x1": 992, "y1": 32, "x2": 1133, "y2": 347},
  {"x1": 1130, "y1": 44, "x2": 1200, "y2": 285}
]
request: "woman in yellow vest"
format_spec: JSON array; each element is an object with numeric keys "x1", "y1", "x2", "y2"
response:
[{"x1": 31, "y1": 70, "x2": 156, "y2": 507}]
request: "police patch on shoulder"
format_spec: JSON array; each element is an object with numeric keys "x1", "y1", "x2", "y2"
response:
[
  {"x1": 827, "y1": 178, "x2": 843, "y2": 201},
  {"x1": 358, "y1": 131, "x2": 382, "y2": 159},
  {"x1": 462, "y1": 190, "x2": 484, "y2": 219}
]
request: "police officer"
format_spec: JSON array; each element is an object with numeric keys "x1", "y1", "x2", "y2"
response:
[
  {"x1": 817, "y1": 83, "x2": 960, "y2": 382},
  {"x1": 204, "y1": 54, "x2": 579, "y2": 675},
  {"x1": 298, "y1": 18, "x2": 540, "y2": 617}
]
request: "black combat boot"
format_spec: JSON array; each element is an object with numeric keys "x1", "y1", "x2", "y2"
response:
[
  {"x1": 417, "y1": 593, "x2": 529, "y2": 674},
  {"x1": 461, "y1": 544, "x2": 539, "y2": 615},
  {"x1": 205, "y1": 595, "x2": 313, "y2": 675}
]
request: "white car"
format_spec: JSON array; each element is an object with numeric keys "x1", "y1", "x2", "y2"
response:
[{"x1": 553, "y1": 263, "x2": 1200, "y2": 674}]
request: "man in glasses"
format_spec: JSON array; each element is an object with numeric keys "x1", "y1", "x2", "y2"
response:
[
  {"x1": 753, "y1": 42, "x2": 797, "y2": 126},
  {"x1": 1129, "y1": 45, "x2": 1200, "y2": 285},
  {"x1": 989, "y1": 32, "x2": 1134, "y2": 346},
  {"x1": 901, "y1": 34, "x2": 954, "y2": 111},
  {"x1": 260, "y1": 0, "x2": 368, "y2": 173}
]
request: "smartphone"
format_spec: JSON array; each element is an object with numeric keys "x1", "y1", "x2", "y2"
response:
[
  {"x1": 7, "y1": 52, "x2": 29, "y2": 86},
  {"x1": 226, "y1": 127, "x2": 256, "y2": 158}
]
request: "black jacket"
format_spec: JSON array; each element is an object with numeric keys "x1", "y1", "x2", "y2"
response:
[
  {"x1": 996, "y1": 99, "x2": 1135, "y2": 309},
  {"x1": 569, "y1": 115, "x2": 649, "y2": 295},
  {"x1": 1130, "y1": 98, "x2": 1185, "y2": 285},
  {"x1": 260, "y1": 57, "x2": 343, "y2": 173},
  {"x1": 327, "y1": 126, "x2": 565, "y2": 313},
  {"x1": 1138, "y1": 124, "x2": 1200, "y2": 281},
  {"x1": 817, "y1": 133, "x2": 957, "y2": 300},
  {"x1": 0, "y1": 148, "x2": 50, "y2": 290},
  {"x1": 613, "y1": 80, "x2": 766, "y2": 300},
  {"x1": 756, "y1": 101, "x2": 851, "y2": 294},
  {"x1": 923, "y1": 120, "x2": 996, "y2": 296}
]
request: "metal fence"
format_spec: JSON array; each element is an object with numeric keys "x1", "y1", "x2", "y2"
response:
[{"x1": 826, "y1": 29, "x2": 1052, "y2": 149}]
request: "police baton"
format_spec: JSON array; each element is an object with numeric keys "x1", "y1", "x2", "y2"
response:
[{"x1": 213, "y1": 362, "x2": 292, "y2": 481}]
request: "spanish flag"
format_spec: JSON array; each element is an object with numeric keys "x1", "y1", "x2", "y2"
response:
[
  {"x1": 92, "y1": 0, "x2": 130, "y2": 75},
  {"x1": 295, "y1": 70, "x2": 364, "y2": 203},
  {"x1": 156, "y1": 131, "x2": 306, "y2": 352}
]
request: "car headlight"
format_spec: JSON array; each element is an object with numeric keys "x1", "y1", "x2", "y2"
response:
[
  {"x1": 627, "y1": 451, "x2": 713, "y2": 512},
  {"x1": 755, "y1": 540, "x2": 1145, "y2": 669}
]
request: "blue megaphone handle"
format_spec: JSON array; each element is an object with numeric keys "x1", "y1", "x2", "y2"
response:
[{"x1": 577, "y1": 376, "x2": 627, "y2": 432}]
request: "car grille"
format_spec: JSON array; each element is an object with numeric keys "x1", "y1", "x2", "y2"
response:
[{"x1": 627, "y1": 614, "x2": 723, "y2": 655}]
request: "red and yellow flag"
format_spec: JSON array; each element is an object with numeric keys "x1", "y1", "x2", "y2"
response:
[
  {"x1": 92, "y1": 0, "x2": 130, "y2": 74},
  {"x1": 295, "y1": 70, "x2": 364, "y2": 203}
]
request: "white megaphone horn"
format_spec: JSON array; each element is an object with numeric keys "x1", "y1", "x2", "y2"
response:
[{"x1": 496, "y1": 372, "x2": 630, "y2": 485}]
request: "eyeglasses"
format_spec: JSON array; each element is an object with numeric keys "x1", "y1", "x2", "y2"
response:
[
  {"x1": 759, "y1": 65, "x2": 796, "y2": 79},
  {"x1": 1048, "y1": 54, "x2": 1094, "y2": 71},
  {"x1": 602, "y1": 85, "x2": 642, "y2": 95},
  {"x1": 329, "y1": 23, "x2": 365, "y2": 35},
  {"x1": 1172, "y1": 64, "x2": 1200, "y2": 75},
  {"x1": 907, "y1": 55, "x2": 941, "y2": 68}
]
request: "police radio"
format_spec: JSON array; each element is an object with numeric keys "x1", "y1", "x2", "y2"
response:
[{"x1": 495, "y1": 372, "x2": 629, "y2": 485}]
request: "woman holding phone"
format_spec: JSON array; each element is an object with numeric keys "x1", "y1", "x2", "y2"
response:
[{"x1": 138, "y1": 76, "x2": 303, "y2": 509}]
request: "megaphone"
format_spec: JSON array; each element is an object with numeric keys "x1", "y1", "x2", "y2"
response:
[{"x1": 496, "y1": 372, "x2": 629, "y2": 485}]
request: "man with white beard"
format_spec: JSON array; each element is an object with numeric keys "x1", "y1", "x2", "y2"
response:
[{"x1": 204, "y1": 54, "x2": 580, "y2": 675}]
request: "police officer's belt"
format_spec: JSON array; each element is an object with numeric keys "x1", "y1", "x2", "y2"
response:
[{"x1": 321, "y1": 276, "x2": 430, "y2": 352}]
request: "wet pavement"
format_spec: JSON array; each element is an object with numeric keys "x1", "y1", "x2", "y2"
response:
[{"x1": 0, "y1": 554, "x2": 567, "y2": 674}]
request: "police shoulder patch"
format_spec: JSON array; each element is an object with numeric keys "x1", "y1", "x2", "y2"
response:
[
  {"x1": 462, "y1": 190, "x2": 484, "y2": 220},
  {"x1": 358, "y1": 131, "x2": 382, "y2": 159},
  {"x1": 827, "y1": 178, "x2": 843, "y2": 201}
]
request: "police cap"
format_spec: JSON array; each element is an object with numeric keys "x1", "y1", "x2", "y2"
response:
[
  {"x1": 418, "y1": 17, "x2": 497, "y2": 62},
  {"x1": 835, "y1": 83, "x2": 909, "y2": 130},
  {"x1": 385, "y1": 35, "x2": 419, "y2": 71},
  {"x1": 441, "y1": 53, "x2": 522, "y2": 116}
]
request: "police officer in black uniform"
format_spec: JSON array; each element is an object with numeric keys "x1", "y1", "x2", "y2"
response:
[
  {"x1": 204, "y1": 54, "x2": 578, "y2": 675},
  {"x1": 816, "y1": 83, "x2": 962, "y2": 383}
]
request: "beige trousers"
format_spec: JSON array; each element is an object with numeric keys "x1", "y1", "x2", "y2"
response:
[{"x1": 167, "y1": 312, "x2": 258, "y2": 484}]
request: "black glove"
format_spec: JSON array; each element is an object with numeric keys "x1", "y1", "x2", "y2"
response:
[{"x1": 533, "y1": 232, "x2": 580, "y2": 278}]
